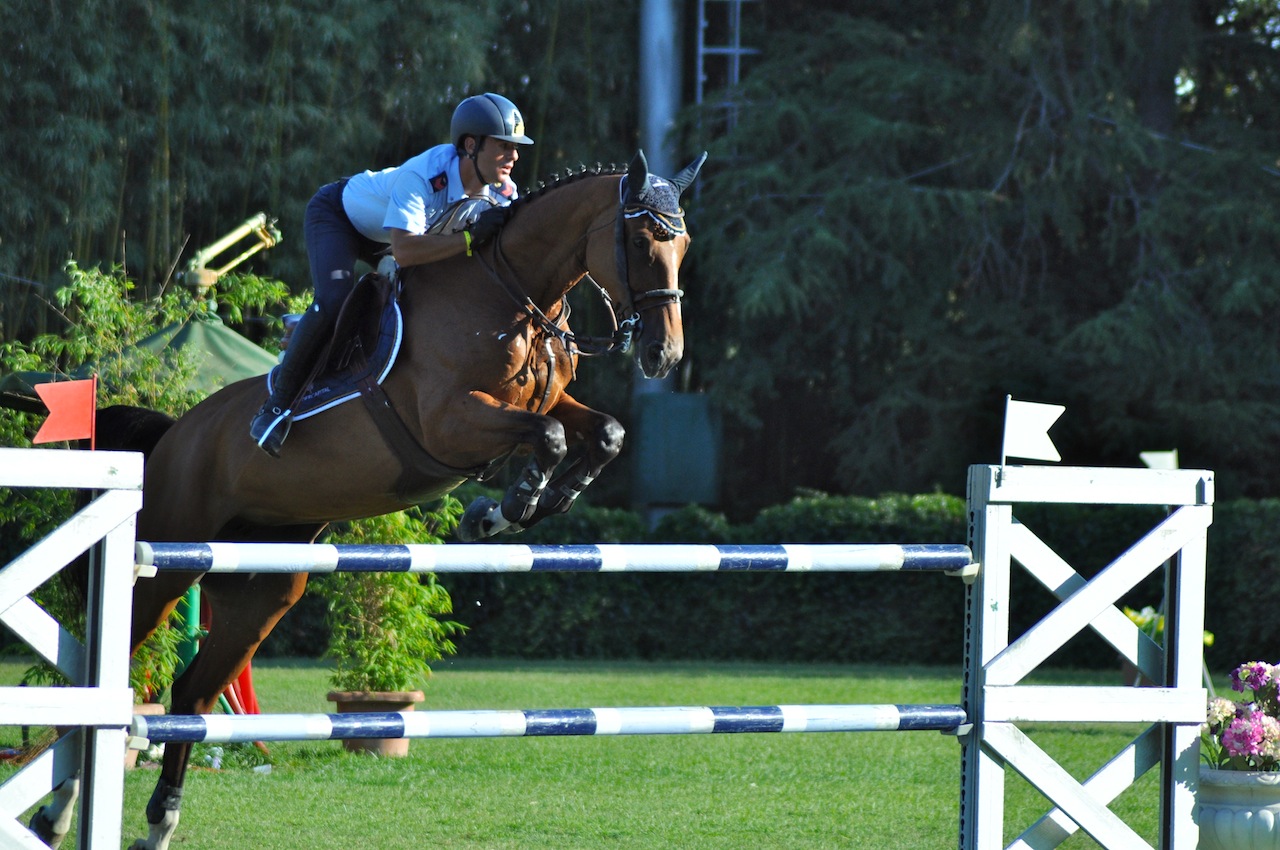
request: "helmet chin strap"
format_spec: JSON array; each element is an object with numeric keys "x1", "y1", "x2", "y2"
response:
[{"x1": 467, "y1": 137, "x2": 496, "y2": 188}]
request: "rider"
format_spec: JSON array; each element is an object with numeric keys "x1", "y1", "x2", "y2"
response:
[{"x1": 249, "y1": 92, "x2": 535, "y2": 457}]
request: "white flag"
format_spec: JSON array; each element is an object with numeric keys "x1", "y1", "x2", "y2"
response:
[
  {"x1": 1139, "y1": 450, "x2": 1179, "y2": 470},
  {"x1": 1002, "y1": 395, "x2": 1064, "y2": 463}
]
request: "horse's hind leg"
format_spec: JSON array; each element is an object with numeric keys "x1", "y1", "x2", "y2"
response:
[
  {"x1": 130, "y1": 568, "x2": 309, "y2": 850},
  {"x1": 29, "y1": 775, "x2": 79, "y2": 848}
]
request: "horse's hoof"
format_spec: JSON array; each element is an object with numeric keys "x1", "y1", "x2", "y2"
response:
[
  {"x1": 458, "y1": 497, "x2": 503, "y2": 541},
  {"x1": 29, "y1": 808, "x2": 63, "y2": 848}
]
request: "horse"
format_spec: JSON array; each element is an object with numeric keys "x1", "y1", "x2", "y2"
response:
[{"x1": 28, "y1": 149, "x2": 705, "y2": 850}]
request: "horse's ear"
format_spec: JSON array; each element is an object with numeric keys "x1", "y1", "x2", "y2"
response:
[
  {"x1": 627, "y1": 150, "x2": 651, "y2": 199},
  {"x1": 672, "y1": 151, "x2": 708, "y2": 196}
]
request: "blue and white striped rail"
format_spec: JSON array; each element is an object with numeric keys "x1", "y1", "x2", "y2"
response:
[
  {"x1": 132, "y1": 704, "x2": 968, "y2": 744},
  {"x1": 134, "y1": 542, "x2": 975, "y2": 575}
]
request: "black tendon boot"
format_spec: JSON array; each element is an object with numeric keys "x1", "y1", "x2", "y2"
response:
[{"x1": 248, "y1": 303, "x2": 332, "y2": 457}]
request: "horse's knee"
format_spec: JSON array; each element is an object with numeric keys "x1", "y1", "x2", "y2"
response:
[
  {"x1": 531, "y1": 419, "x2": 568, "y2": 467},
  {"x1": 595, "y1": 417, "x2": 625, "y2": 461}
]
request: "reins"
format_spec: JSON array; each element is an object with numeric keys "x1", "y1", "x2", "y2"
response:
[
  {"x1": 478, "y1": 233, "x2": 633, "y2": 360},
  {"x1": 472, "y1": 223, "x2": 622, "y2": 419}
]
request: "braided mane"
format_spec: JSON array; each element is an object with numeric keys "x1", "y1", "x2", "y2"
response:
[{"x1": 512, "y1": 163, "x2": 625, "y2": 210}]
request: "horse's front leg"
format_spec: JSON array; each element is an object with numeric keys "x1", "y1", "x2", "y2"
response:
[
  {"x1": 454, "y1": 394, "x2": 569, "y2": 541},
  {"x1": 527, "y1": 392, "x2": 624, "y2": 524}
]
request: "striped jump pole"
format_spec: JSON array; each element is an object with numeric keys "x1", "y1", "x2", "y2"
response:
[
  {"x1": 135, "y1": 542, "x2": 976, "y2": 575},
  {"x1": 133, "y1": 704, "x2": 969, "y2": 745}
]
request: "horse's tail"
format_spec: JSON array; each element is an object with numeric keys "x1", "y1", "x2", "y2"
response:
[
  {"x1": 94, "y1": 404, "x2": 177, "y2": 457},
  {"x1": 57, "y1": 405, "x2": 176, "y2": 609}
]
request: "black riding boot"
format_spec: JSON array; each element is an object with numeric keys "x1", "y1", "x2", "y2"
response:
[{"x1": 248, "y1": 304, "x2": 332, "y2": 457}]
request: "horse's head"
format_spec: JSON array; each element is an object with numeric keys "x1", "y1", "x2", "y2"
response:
[{"x1": 592, "y1": 149, "x2": 707, "y2": 379}]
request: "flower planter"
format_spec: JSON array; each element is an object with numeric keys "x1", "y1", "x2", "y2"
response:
[
  {"x1": 326, "y1": 690, "x2": 424, "y2": 757},
  {"x1": 1199, "y1": 768, "x2": 1280, "y2": 849},
  {"x1": 126, "y1": 703, "x2": 166, "y2": 769}
]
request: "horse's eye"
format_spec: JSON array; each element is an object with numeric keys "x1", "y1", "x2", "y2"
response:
[{"x1": 632, "y1": 236, "x2": 649, "y2": 249}]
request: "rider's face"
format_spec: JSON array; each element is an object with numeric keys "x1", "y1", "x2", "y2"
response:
[{"x1": 474, "y1": 137, "x2": 520, "y2": 185}]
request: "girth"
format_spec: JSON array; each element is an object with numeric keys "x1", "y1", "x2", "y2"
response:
[{"x1": 356, "y1": 374, "x2": 491, "y2": 502}]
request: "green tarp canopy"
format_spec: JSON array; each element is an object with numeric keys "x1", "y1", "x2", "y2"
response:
[{"x1": 0, "y1": 312, "x2": 277, "y2": 414}]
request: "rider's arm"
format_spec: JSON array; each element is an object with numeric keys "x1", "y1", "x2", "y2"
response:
[{"x1": 388, "y1": 228, "x2": 470, "y2": 267}]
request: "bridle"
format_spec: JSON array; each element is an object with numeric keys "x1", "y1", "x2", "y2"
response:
[
  {"x1": 479, "y1": 174, "x2": 687, "y2": 361},
  {"x1": 613, "y1": 176, "x2": 688, "y2": 329}
]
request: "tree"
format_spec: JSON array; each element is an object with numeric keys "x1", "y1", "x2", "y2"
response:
[
  {"x1": 680, "y1": 1, "x2": 1280, "y2": 510},
  {"x1": 1, "y1": 0, "x2": 645, "y2": 341}
]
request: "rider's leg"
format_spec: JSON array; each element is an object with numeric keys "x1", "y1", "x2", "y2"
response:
[
  {"x1": 248, "y1": 179, "x2": 368, "y2": 457},
  {"x1": 248, "y1": 300, "x2": 334, "y2": 456}
]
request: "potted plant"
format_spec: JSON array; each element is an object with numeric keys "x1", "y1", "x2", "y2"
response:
[
  {"x1": 122, "y1": 614, "x2": 183, "y2": 767},
  {"x1": 317, "y1": 504, "x2": 464, "y2": 756},
  {"x1": 1198, "y1": 660, "x2": 1280, "y2": 848}
]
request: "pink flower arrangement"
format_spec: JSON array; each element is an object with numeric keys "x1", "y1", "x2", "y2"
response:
[{"x1": 1204, "y1": 660, "x2": 1280, "y2": 771}]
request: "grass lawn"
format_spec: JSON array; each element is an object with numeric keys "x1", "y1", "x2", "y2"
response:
[{"x1": 0, "y1": 658, "x2": 1162, "y2": 849}]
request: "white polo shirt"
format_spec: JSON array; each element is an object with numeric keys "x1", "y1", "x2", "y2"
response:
[{"x1": 341, "y1": 143, "x2": 517, "y2": 242}]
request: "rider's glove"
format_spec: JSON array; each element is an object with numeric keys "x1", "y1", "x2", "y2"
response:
[{"x1": 465, "y1": 206, "x2": 512, "y2": 249}]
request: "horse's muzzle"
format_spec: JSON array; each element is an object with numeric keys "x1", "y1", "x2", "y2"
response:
[{"x1": 639, "y1": 336, "x2": 683, "y2": 379}]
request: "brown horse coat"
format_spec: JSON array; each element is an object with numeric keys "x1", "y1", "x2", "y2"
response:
[{"x1": 90, "y1": 151, "x2": 706, "y2": 850}]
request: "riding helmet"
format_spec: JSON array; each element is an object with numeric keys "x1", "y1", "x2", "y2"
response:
[{"x1": 451, "y1": 93, "x2": 535, "y2": 149}]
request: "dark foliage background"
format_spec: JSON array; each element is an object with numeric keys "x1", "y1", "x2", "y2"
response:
[
  {"x1": 6, "y1": 2, "x2": 1280, "y2": 512},
  {"x1": 3, "y1": 2, "x2": 1279, "y2": 670},
  {"x1": 677, "y1": 1, "x2": 1280, "y2": 513}
]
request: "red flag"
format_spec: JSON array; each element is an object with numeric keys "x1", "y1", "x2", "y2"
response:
[{"x1": 33, "y1": 376, "x2": 98, "y2": 447}]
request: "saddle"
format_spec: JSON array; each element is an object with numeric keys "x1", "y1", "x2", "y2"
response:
[
  {"x1": 270, "y1": 271, "x2": 402, "y2": 422},
  {"x1": 268, "y1": 271, "x2": 488, "y2": 494}
]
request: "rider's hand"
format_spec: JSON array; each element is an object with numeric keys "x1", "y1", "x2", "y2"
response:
[{"x1": 466, "y1": 206, "x2": 511, "y2": 248}]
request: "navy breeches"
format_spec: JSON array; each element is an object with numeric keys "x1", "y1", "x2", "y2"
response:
[{"x1": 304, "y1": 179, "x2": 387, "y2": 315}]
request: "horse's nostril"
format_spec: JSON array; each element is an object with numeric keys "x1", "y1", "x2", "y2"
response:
[
  {"x1": 645, "y1": 342, "x2": 668, "y2": 367},
  {"x1": 639, "y1": 339, "x2": 682, "y2": 378}
]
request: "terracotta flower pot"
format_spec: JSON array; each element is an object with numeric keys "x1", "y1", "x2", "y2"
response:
[
  {"x1": 126, "y1": 703, "x2": 166, "y2": 768},
  {"x1": 326, "y1": 690, "x2": 424, "y2": 757}
]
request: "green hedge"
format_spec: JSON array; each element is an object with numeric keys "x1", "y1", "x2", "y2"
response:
[
  {"x1": 444, "y1": 494, "x2": 971, "y2": 664},
  {"x1": 433, "y1": 494, "x2": 1279, "y2": 672},
  {"x1": 1202, "y1": 500, "x2": 1280, "y2": 673}
]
